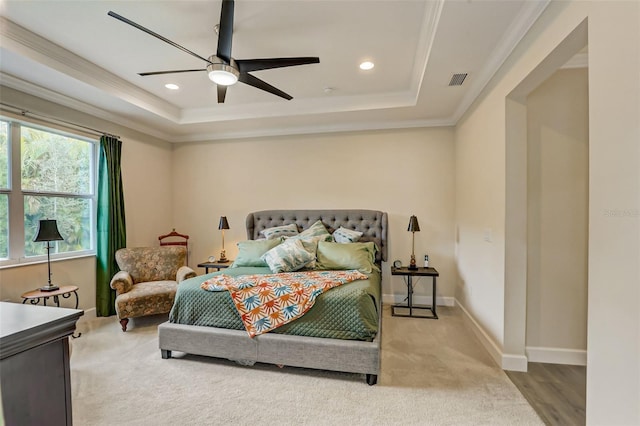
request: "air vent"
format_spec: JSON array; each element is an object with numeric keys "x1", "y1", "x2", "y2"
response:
[{"x1": 448, "y1": 73, "x2": 468, "y2": 86}]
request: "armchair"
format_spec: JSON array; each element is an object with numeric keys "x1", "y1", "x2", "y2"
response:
[{"x1": 110, "y1": 246, "x2": 196, "y2": 331}]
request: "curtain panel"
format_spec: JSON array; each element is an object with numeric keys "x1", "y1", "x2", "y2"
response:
[{"x1": 96, "y1": 135, "x2": 126, "y2": 316}]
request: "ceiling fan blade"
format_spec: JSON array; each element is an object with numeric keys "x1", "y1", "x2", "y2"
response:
[
  {"x1": 108, "y1": 11, "x2": 213, "y2": 65},
  {"x1": 239, "y1": 73, "x2": 292, "y2": 101},
  {"x1": 217, "y1": 85, "x2": 227, "y2": 103},
  {"x1": 216, "y1": 0, "x2": 234, "y2": 63},
  {"x1": 138, "y1": 69, "x2": 206, "y2": 76},
  {"x1": 236, "y1": 57, "x2": 320, "y2": 73}
]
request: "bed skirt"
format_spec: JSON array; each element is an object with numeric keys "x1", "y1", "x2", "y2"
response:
[{"x1": 158, "y1": 321, "x2": 380, "y2": 384}]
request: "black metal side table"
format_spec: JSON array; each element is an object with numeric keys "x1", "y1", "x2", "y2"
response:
[
  {"x1": 197, "y1": 260, "x2": 232, "y2": 274},
  {"x1": 21, "y1": 285, "x2": 79, "y2": 309},
  {"x1": 391, "y1": 266, "x2": 439, "y2": 319}
]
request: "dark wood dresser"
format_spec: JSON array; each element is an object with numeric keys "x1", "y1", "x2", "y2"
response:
[{"x1": 1, "y1": 302, "x2": 83, "y2": 426}]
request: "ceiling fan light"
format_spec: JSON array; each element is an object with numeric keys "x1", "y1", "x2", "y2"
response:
[
  {"x1": 208, "y1": 69, "x2": 238, "y2": 86},
  {"x1": 207, "y1": 58, "x2": 239, "y2": 86}
]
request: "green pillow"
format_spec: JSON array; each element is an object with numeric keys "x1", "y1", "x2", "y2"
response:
[
  {"x1": 230, "y1": 238, "x2": 283, "y2": 268},
  {"x1": 316, "y1": 241, "x2": 379, "y2": 273}
]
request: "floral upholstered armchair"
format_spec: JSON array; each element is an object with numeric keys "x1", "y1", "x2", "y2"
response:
[{"x1": 110, "y1": 246, "x2": 196, "y2": 331}]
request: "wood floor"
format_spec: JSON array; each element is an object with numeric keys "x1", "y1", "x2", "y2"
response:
[{"x1": 507, "y1": 363, "x2": 586, "y2": 426}]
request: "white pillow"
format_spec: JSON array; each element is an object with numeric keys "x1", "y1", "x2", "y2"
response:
[
  {"x1": 261, "y1": 238, "x2": 315, "y2": 273},
  {"x1": 332, "y1": 226, "x2": 363, "y2": 243},
  {"x1": 260, "y1": 223, "x2": 299, "y2": 240}
]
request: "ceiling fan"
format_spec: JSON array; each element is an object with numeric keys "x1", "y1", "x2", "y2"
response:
[{"x1": 108, "y1": 0, "x2": 320, "y2": 103}]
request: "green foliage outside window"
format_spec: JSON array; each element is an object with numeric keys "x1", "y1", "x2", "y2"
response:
[
  {"x1": 21, "y1": 126, "x2": 93, "y2": 257},
  {"x1": 21, "y1": 126, "x2": 91, "y2": 194},
  {"x1": 24, "y1": 196, "x2": 91, "y2": 257}
]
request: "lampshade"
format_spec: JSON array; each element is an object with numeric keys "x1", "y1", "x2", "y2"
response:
[
  {"x1": 218, "y1": 216, "x2": 230, "y2": 230},
  {"x1": 34, "y1": 219, "x2": 64, "y2": 242},
  {"x1": 407, "y1": 215, "x2": 420, "y2": 232}
]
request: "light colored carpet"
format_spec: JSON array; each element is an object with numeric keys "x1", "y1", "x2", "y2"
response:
[{"x1": 70, "y1": 305, "x2": 542, "y2": 425}]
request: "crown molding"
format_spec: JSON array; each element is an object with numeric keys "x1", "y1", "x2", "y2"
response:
[
  {"x1": 1, "y1": 71, "x2": 454, "y2": 144},
  {"x1": 171, "y1": 116, "x2": 455, "y2": 143},
  {"x1": 0, "y1": 72, "x2": 172, "y2": 141},
  {"x1": 0, "y1": 16, "x2": 181, "y2": 122},
  {"x1": 450, "y1": 0, "x2": 551, "y2": 123}
]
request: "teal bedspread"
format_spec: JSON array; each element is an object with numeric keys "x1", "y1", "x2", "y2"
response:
[{"x1": 169, "y1": 267, "x2": 380, "y2": 341}]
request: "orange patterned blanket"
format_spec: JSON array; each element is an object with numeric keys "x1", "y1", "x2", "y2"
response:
[{"x1": 201, "y1": 270, "x2": 367, "y2": 337}]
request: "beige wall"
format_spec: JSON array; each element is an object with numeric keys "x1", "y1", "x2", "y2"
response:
[
  {"x1": 455, "y1": 1, "x2": 639, "y2": 423},
  {"x1": 172, "y1": 127, "x2": 456, "y2": 301},
  {"x1": 0, "y1": 87, "x2": 174, "y2": 310},
  {"x1": 526, "y1": 68, "x2": 589, "y2": 352}
]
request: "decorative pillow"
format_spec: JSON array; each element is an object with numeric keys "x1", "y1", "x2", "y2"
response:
[
  {"x1": 289, "y1": 220, "x2": 331, "y2": 241},
  {"x1": 332, "y1": 226, "x2": 363, "y2": 243},
  {"x1": 316, "y1": 241, "x2": 379, "y2": 273},
  {"x1": 230, "y1": 238, "x2": 284, "y2": 268},
  {"x1": 294, "y1": 234, "x2": 331, "y2": 270},
  {"x1": 260, "y1": 223, "x2": 299, "y2": 240},
  {"x1": 261, "y1": 238, "x2": 315, "y2": 273}
]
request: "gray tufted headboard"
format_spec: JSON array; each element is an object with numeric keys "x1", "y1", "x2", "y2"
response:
[{"x1": 246, "y1": 209, "x2": 388, "y2": 263}]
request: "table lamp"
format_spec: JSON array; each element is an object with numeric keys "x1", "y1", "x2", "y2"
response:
[
  {"x1": 407, "y1": 215, "x2": 420, "y2": 270},
  {"x1": 34, "y1": 219, "x2": 64, "y2": 291},
  {"x1": 218, "y1": 216, "x2": 230, "y2": 262}
]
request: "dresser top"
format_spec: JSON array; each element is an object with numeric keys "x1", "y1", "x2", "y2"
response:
[{"x1": 0, "y1": 302, "x2": 83, "y2": 359}]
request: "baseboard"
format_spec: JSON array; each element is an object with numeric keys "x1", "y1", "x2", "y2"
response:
[
  {"x1": 502, "y1": 354, "x2": 528, "y2": 371},
  {"x1": 382, "y1": 294, "x2": 455, "y2": 307},
  {"x1": 526, "y1": 346, "x2": 587, "y2": 366},
  {"x1": 455, "y1": 299, "x2": 530, "y2": 372},
  {"x1": 455, "y1": 299, "x2": 504, "y2": 368}
]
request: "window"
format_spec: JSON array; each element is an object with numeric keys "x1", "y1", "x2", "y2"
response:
[{"x1": 0, "y1": 118, "x2": 96, "y2": 265}]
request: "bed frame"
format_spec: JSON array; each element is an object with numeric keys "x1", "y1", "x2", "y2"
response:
[{"x1": 158, "y1": 209, "x2": 388, "y2": 385}]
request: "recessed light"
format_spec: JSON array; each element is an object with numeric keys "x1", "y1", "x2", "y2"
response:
[
  {"x1": 165, "y1": 83, "x2": 179, "y2": 90},
  {"x1": 359, "y1": 61, "x2": 374, "y2": 70}
]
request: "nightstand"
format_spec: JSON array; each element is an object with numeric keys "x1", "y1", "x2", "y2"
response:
[
  {"x1": 197, "y1": 260, "x2": 232, "y2": 274},
  {"x1": 391, "y1": 266, "x2": 439, "y2": 319}
]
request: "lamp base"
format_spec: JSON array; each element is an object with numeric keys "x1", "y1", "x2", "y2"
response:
[
  {"x1": 218, "y1": 250, "x2": 228, "y2": 263},
  {"x1": 408, "y1": 254, "x2": 418, "y2": 270},
  {"x1": 40, "y1": 284, "x2": 59, "y2": 292}
]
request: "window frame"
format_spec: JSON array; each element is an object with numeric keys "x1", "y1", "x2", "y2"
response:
[{"x1": 0, "y1": 116, "x2": 98, "y2": 268}]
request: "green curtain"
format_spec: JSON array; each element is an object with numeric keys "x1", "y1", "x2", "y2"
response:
[{"x1": 96, "y1": 135, "x2": 126, "y2": 317}]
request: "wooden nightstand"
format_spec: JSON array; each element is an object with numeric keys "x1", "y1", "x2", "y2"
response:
[
  {"x1": 197, "y1": 260, "x2": 232, "y2": 274},
  {"x1": 391, "y1": 266, "x2": 439, "y2": 319}
]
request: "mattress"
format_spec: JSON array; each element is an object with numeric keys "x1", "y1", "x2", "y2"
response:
[{"x1": 169, "y1": 266, "x2": 380, "y2": 341}]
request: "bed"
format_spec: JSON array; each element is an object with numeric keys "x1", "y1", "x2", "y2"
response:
[{"x1": 158, "y1": 209, "x2": 388, "y2": 385}]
